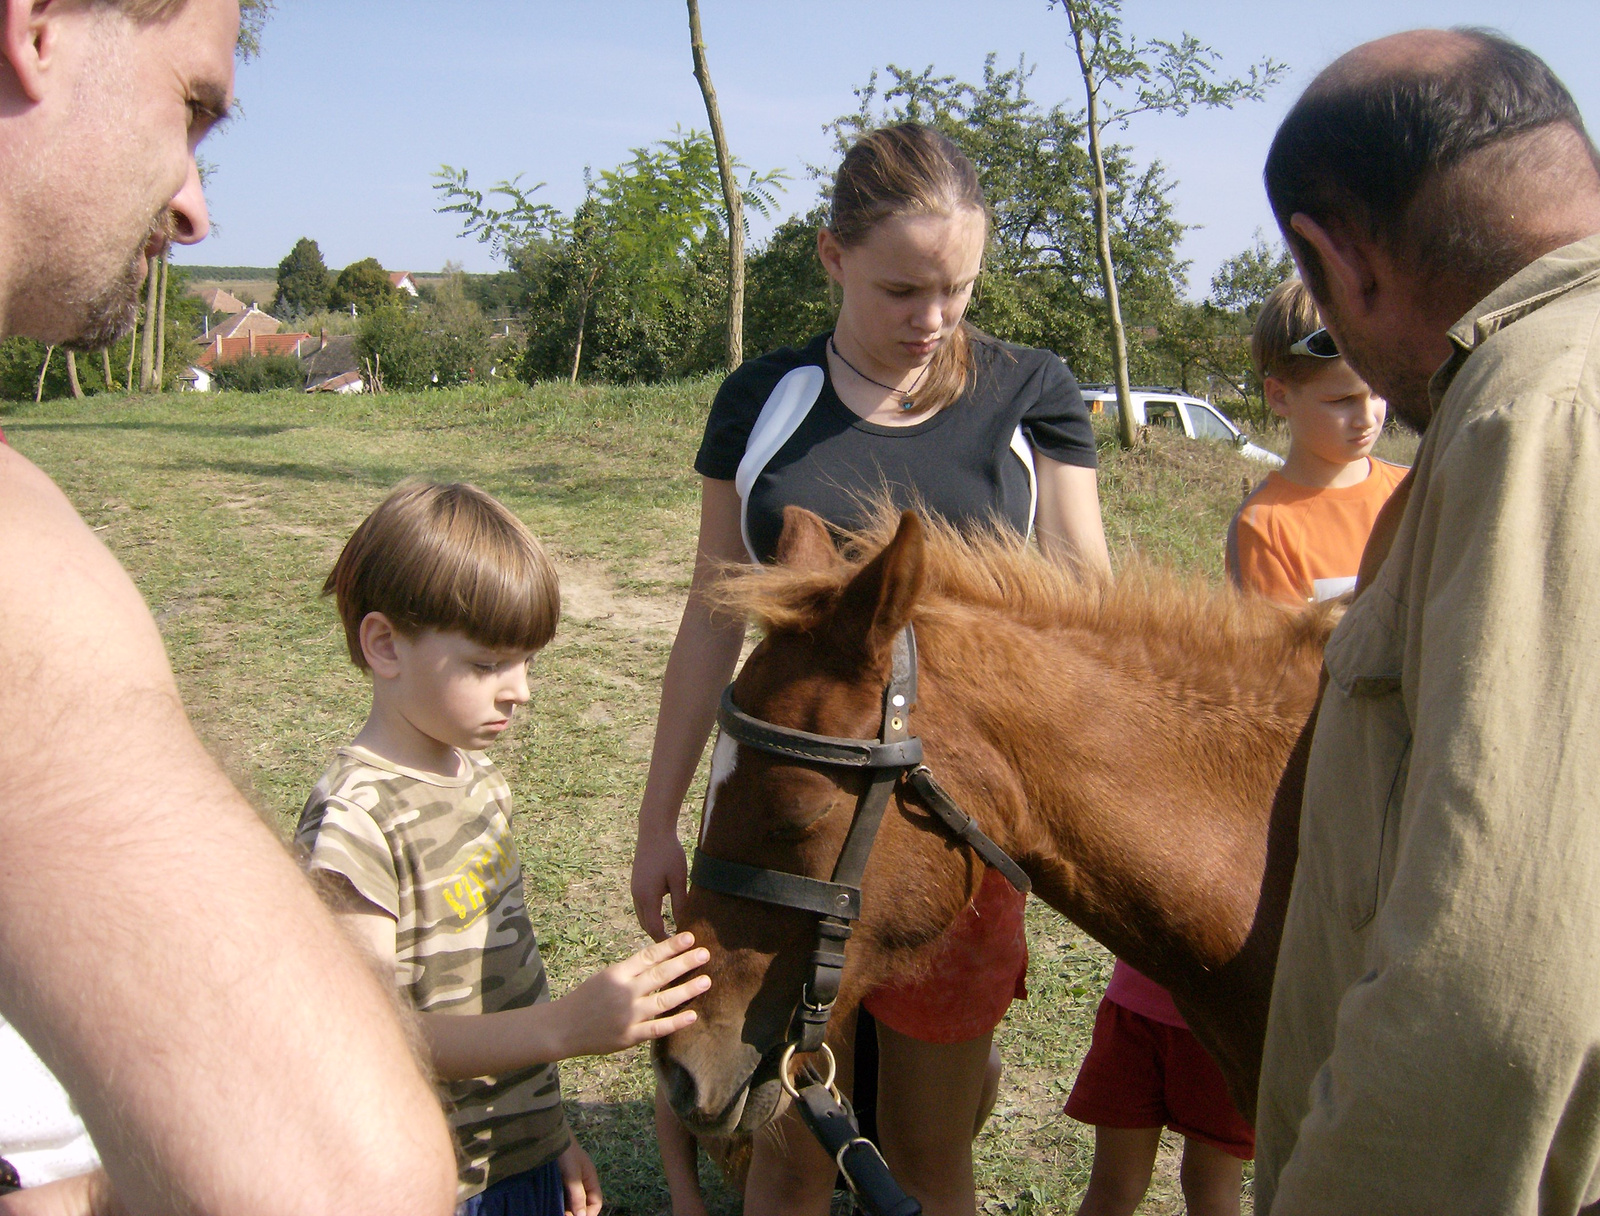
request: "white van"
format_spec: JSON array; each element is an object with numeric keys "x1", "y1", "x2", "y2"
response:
[{"x1": 1079, "y1": 383, "x2": 1284, "y2": 468}]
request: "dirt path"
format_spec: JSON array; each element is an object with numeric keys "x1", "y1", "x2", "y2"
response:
[{"x1": 556, "y1": 560, "x2": 684, "y2": 639}]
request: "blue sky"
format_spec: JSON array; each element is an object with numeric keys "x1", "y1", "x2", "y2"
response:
[{"x1": 186, "y1": 1, "x2": 1600, "y2": 298}]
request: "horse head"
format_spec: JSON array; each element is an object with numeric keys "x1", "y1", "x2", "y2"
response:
[{"x1": 654, "y1": 507, "x2": 995, "y2": 1137}]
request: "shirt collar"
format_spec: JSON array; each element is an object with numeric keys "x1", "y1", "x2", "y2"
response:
[{"x1": 1431, "y1": 231, "x2": 1600, "y2": 407}]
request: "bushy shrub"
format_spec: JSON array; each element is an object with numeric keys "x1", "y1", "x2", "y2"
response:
[
  {"x1": 357, "y1": 281, "x2": 489, "y2": 391},
  {"x1": 211, "y1": 354, "x2": 303, "y2": 392}
]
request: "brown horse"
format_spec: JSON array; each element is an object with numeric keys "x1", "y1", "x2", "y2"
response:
[{"x1": 654, "y1": 505, "x2": 1335, "y2": 1139}]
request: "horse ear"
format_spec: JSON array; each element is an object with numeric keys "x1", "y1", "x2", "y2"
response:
[
  {"x1": 775, "y1": 507, "x2": 839, "y2": 573},
  {"x1": 828, "y1": 511, "x2": 926, "y2": 661}
]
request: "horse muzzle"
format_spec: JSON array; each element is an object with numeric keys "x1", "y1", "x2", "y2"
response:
[{"x1": 653, "y1": 1036, "x2": 790, "y2": 1138}]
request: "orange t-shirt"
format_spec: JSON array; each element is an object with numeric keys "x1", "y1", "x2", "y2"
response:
[{"x1": 1226, "y1": 458, "x2": 1409, "y2": 605}]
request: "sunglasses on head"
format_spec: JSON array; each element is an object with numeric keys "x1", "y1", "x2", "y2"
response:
[{"x1": 1289, "y1": 327, "x2": 1339, "y2": 358}]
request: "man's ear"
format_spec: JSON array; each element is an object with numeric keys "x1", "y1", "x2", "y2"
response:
[
  {"x1": 1289, "y1": 213, "x2": 1377, "y2": 322},
  {"x1": 2, "y1": 0, "x2": 62, "y2": 105},
  {"x1": 359, "y1": 612, "x2": 402, "y2": 678}
]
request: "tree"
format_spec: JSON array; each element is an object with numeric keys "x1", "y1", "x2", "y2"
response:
[
  {"x1": 138, "y1": 256, "x2": 160, "y2": 390},
  {"x1": 686, "y1": 0, "x2": 746, "y2": 371},
  {"x1": 275, "y1": 238, "x2": 333, "y2": 317},
  {"x1": 356, "y1": 275, "x2": 490, "y2": 392},
  {"x1": 1053, "y1": 0, "x2": 1284, "y2": 447},
  {"x1": 1147, "y1": 231, "x2": 1295, "y2": 425},
  {"x1": 435, "y1": 131, "x2": 780, "y2": 383},
  {"x1": 154, "y1": 253, "x2": 169, "y2": 385},
  {"x1": 329, "y1": 258, "x2": 400, "y2": 316},
  {"x1": 745, "y1": 206, "x2": 834, "y2": 355},
  {"x1": 1209, "y1": 228, "x2": 1296, "y2": 314},
  {"x1": 236, "y1": 0, "x2": 275, "y2": 60}
]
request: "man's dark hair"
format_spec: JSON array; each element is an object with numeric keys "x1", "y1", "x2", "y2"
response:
[{"x1": 1265, "y1": 29, "x2": 1598, "y2": 295}]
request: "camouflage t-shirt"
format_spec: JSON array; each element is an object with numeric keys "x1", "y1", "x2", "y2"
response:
[{"x1": 295, "y1": 745, "x2": 569, "y2": 1202}]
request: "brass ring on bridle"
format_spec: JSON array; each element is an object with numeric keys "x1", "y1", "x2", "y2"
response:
[{"x1": 778, "y1": 1040, "x2": 839, "y2": 1100}]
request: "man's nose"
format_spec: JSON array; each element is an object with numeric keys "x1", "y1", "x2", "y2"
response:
[{"x1": 168, "y1": 158, "x2": 211, "y2": 245}]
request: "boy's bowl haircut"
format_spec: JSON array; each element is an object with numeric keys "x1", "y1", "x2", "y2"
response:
[{"x1": 325, "y1": 480, "x2": 561, "y2": 668}]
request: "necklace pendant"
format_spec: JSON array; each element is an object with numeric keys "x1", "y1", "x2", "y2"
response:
[{"x1": 900, "y1": 396, "x2": 915, "y2": 411}]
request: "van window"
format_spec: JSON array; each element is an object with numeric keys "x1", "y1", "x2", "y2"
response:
[
  {"x1": 1186, "y1": 403, "x2": 1236, "y2": 442},
  {"x1": 1145, "y1": 401, "x2": 1181, "y2": 430}
]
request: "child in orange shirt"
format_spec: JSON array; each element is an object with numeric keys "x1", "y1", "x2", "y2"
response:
[{"x1": 1227, "y1": 275, "x2": 1407, "y2": 602}]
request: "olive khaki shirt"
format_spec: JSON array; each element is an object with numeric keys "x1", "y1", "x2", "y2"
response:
[{"x1": 1257, "y1": 233, "x2": 1600, "y2": 1214}]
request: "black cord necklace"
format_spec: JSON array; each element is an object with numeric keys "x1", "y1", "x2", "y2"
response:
[{"x1": 828, "y1": 337, "x2": 930, "y2": 412}]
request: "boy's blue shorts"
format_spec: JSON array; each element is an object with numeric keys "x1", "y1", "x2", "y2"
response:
[{"x1": 456, "y1": 1159, "x2": 565, "y2": 1216}]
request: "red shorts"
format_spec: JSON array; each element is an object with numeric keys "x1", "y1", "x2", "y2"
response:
[
  {"x1": 1064, "y1": 997, "x2": 1255, "y2": 1160},
  {"x1": 862, "y1": 867, "x2": 1028, "y2": 1044}
]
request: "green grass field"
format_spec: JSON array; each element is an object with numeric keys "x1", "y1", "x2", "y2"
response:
[{"x1": 1, "y1": 382, "x2": 1392, "y2": 1214}]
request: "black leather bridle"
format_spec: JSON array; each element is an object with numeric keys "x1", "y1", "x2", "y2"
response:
[{"x1": 689, "y1": 624, "x2": 1031, "y2": 1056}]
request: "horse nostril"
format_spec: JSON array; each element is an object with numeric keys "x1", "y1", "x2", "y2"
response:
[{"x1": 661, "y1": 1056, "x2": 700, "y2": 1117}]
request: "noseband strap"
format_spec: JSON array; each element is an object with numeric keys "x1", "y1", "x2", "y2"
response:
[
  {"x1": 689, "y1": 852, "x2": 861, "y2": 920},
  {"x1": 691, "y1": 624, "x2": 1027, "y2": 1054}
]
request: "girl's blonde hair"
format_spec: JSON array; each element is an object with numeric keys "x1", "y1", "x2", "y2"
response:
[{"x1": 828, "y1": 123, "x2": 988, "y2": 412}]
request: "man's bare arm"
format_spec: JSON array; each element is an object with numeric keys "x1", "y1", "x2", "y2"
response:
[{"x1": 0, "y1": 446, "x2": 456, "y2": 1215}]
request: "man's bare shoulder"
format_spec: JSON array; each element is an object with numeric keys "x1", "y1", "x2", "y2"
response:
[{"x1": 0, "y1": 444, "x2": 177, "y2": 728}]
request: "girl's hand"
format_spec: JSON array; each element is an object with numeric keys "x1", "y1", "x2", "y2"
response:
[
  {"x1": 557, "y1": 1141, "x2": 601, "y2": 1216},
  {"x1": 631, "y1": 829, "x2": 689, "y2": 941},
  {"x1": 554, "y1": 933, "x2": 710, "y2": 1057}
]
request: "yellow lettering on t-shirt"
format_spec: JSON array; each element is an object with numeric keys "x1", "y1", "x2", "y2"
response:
[{"x1": 438, "y1": 832, "x2": 517, "y2": 928}]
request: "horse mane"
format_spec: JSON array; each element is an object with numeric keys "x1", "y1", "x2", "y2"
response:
[{"x1": 713, "y1": 508, "x2": 1337, "y2": 704}]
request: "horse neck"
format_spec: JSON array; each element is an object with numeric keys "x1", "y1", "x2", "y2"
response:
[{"x1": 915, "y1": 599, "x2": 1314, "y2": 983}]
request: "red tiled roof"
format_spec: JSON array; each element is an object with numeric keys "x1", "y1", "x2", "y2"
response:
[
  {"x1": 200, "y1": 306, "x2": 282, "y2": 344},
  {"x1": 195, "y1": 331, "x2": 312, "y2": 370}
]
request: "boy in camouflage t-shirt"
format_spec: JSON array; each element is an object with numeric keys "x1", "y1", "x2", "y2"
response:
[{"x1": 297, "y1": 481, "x2": 710, "y2": 1216}]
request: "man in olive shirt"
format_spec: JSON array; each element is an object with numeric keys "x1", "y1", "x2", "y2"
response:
[
  {"x1": 1255, "y1": 28, "x2": 1600, "y2": 1213},
  {"x1": 0, "y1": 3, "x2": 454, "y2": 1212}
]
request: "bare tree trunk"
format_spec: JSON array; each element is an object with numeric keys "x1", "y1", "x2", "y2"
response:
[
  {"x1": 568, "y1": 305, "x2": 586, "y2": 384},
  {"x1": 687, "y1": 0, "x2": 744, "y2": 370},
  {"x1": 1068, "y1": 3, "x2": 1138, "y2": 450},
  {"x1": 35, "y1": 345, "x2": 54, "y2": 403},
  {"x1": 66, "y1": 350, "x2": 83, "y2": 399},
  {"x1": 569, "y1": 268, "x2": 600, "y2": 384},
  {"x1": 154, "y1": 254, "x2": 169, "y2": 389},
  {"x1": 102, "y1": 347, "x2": 115, "y2": 391},
  {"x1": 138, "y1": 261, "x2": 159, "y2": 390}
]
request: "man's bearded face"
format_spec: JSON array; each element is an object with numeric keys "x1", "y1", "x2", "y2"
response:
[
  {"x1": 68, "y1": 208, "x2": 176, "y2": 352},
  {"x1": 3, "y1": 3, "x2": 235, "y2": 349}
]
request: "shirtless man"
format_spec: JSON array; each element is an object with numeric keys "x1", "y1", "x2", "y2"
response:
[{"x1": 0, "y1": 3, "x2": 455, "y2": 1212}]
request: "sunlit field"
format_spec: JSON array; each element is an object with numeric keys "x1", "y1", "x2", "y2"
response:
[{"x1": 3, "y1": 381, "x2": 1325, "y2": 1214}]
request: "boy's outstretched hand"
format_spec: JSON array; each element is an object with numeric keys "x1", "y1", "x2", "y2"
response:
[{"x1": 555, "y1": 932, "x2": 710, "y2": 1057}]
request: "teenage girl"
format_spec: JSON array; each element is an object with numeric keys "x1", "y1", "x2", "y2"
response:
[{"x1": 632, "y1": 122, "x2": 1111, "y2": 1216}]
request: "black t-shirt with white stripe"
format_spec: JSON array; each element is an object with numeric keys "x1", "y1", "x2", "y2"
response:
[{"x1": 694, "y1": 331, "x2": 1097, "y2": 564}]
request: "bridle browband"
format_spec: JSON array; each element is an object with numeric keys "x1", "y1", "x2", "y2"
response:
[{"x1": 689, "y1": 624, "x2": 1030, "y2": 1055}]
